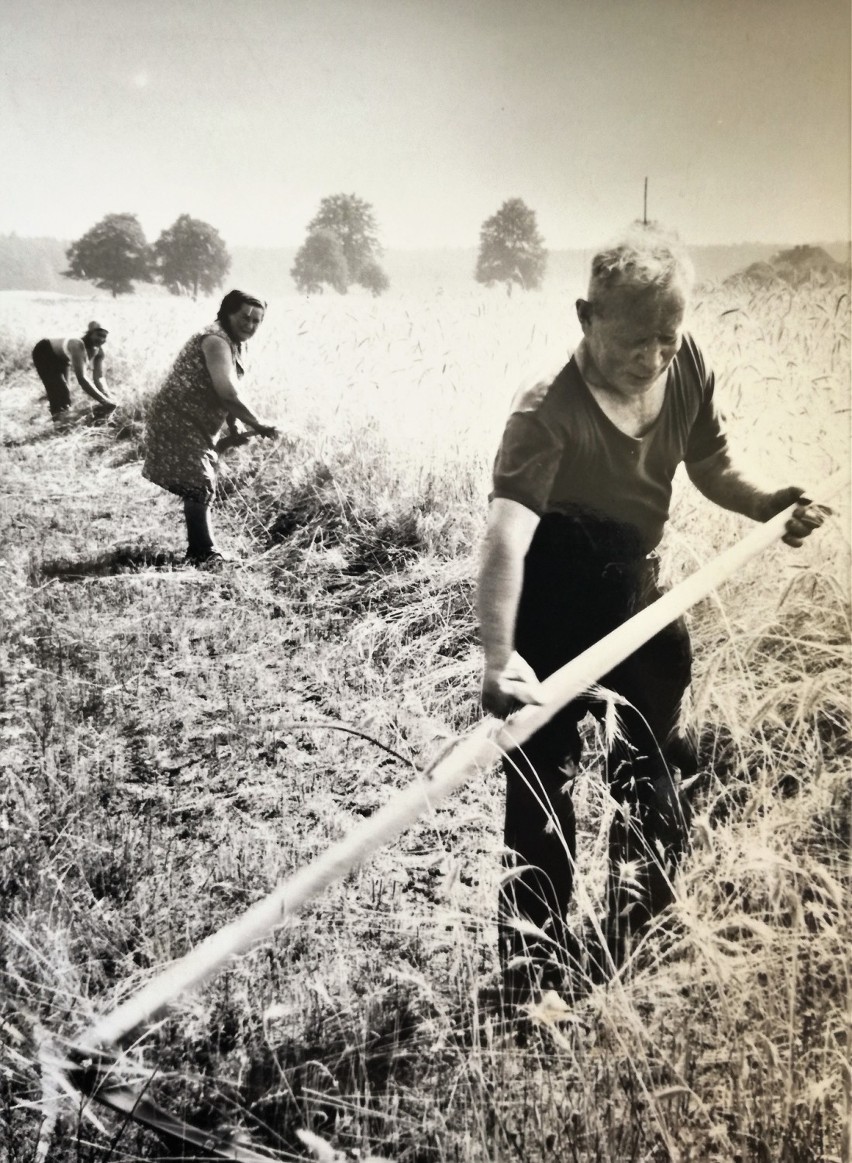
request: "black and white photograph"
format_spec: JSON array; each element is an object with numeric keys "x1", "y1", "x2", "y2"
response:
[{"x1": 1, "y1": 1, "x2": 849, "y2": 1159}]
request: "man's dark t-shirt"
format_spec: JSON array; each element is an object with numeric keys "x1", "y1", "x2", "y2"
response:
[{"x1": 491, "y1": 334, "x2": 728, "y2": 557}]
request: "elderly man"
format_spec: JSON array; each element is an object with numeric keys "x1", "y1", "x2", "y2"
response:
[
  {"x1": 477, "y1": 223, "x2": 824, "y2": 1000},
  {"x1": 31, "y1": 321, "x2": 116, "y2": 423}
]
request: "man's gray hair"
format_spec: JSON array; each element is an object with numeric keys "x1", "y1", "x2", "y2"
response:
[{"x1": 588, "y1": 221, "x2": 695, "y2": 305}]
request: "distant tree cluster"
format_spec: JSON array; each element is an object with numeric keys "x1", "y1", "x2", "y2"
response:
[
  {"x1": 291, "y1": 194, "x2": 390, "y2": 296},
  {"x1": 289, "y1": 192, "x2": 550, "y2": 298},
  {"x1": 731, "y1": 245, "x2": 850, "y2": 289},
  {"x1": 63, "y1": 193, "x2": 553, "y2": 300},
  {"x1": 0, "y1": 235, "x2": 77, "y2": 293},
  {"x1": 64, "y1": 213, "x2": 231, "y2": 298}
]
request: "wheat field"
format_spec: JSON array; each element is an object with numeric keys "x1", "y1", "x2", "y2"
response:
[{"x1": 0, "y1": 278, "x2": 849, "y2": 1162}]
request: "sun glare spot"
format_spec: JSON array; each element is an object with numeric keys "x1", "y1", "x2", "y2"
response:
[{"x1": 132, "y1": 71, "x2": 150, "y2": 89}]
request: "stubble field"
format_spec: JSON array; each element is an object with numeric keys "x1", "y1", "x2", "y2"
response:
[{"x1": 0, "y1": 277, "x2": 850, "y2": 1162}]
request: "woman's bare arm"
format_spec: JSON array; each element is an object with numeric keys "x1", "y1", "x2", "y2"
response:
[{"x1": 201, "y1": 335, "x2": 277, "y2": 434}]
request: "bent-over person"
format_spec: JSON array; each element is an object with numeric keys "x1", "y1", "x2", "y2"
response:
[
  {"x1": 476, "y1": 223, "x2": 826, "y2": 1003},
  {"x1": 142, "y1": 289, "x2": 278, "y2": 566},
  {"x1": 31, "y1": 321, "x2": 116, "y2": 423}
]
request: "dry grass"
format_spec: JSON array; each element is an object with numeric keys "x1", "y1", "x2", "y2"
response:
[{"x1": 0, "y1": 279, "x2": 849, "y2": 1162}]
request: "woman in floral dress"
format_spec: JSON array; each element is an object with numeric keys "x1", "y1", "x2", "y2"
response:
[{"x1": 143, "y1": 290, "x2": 278, "y2": 564}]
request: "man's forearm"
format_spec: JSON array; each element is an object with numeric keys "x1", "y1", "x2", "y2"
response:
[
  {"x1": 77, "y1": 377, "x2": 114, "y2": 406},
  {"x1": 476, "y1": 533, "x2": 525, "y2": 673},
  {"x1": 688, "y1": 460, "x2": 772, "y2": 521}
]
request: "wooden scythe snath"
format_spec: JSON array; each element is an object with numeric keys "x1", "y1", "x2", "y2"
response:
[{"x1": 63, "y1": 471, "x2": 846, "y2": 1157}]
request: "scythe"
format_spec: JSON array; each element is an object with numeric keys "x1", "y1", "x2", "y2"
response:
[{"x1": 57, "y1": 469, "x2": 847, "y2": 1158}]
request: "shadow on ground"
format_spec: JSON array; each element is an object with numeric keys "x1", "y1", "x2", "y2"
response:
[
  {"x1": 2, "y1": 426, "x2": 64, "y2": 450},
  {"x1": 3, "y1": 412, "x2": 121, "y2": 449},
  {"x1": 38, "y1": 545, "x2": 184, "y2": 580}
]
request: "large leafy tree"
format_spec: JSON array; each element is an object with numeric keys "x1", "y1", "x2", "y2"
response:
[
  {"x1": 153, "y1": 214, "x2": 231, "y2": 299},
  {"x1": 291, "y1": 194, "x2": 389, "y2": 295},
  {"x1": 64, "y1": 212, "x2": 152, "y2": 297},
  {"x1": 474, "y1": 197, "x2": 547, "y2": 295}
]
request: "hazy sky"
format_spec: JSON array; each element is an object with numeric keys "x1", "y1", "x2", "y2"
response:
[{"x1": 2, "y1": 0, "x2": 849, "y2": 251}]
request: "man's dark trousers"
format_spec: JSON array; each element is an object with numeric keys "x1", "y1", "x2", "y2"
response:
[
  {"x1": 499, "y1": 512, "x2": 696, "y2": 994},
  {"x1": 32, "y1": 340, "x2": 71, "y2": 416}
]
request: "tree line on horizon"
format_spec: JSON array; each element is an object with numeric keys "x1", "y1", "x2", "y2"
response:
[
  {"x1": 62, "y1": 196, "x2": 549, "y2": 299},
  {"x1": 64, "y1": 213, "x2": 231, "y2": 300}
]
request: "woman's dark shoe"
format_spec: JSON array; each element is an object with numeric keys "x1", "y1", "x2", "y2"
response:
[{"x1": 184, "y1": 549, "x2": 235, "y2": 568}]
